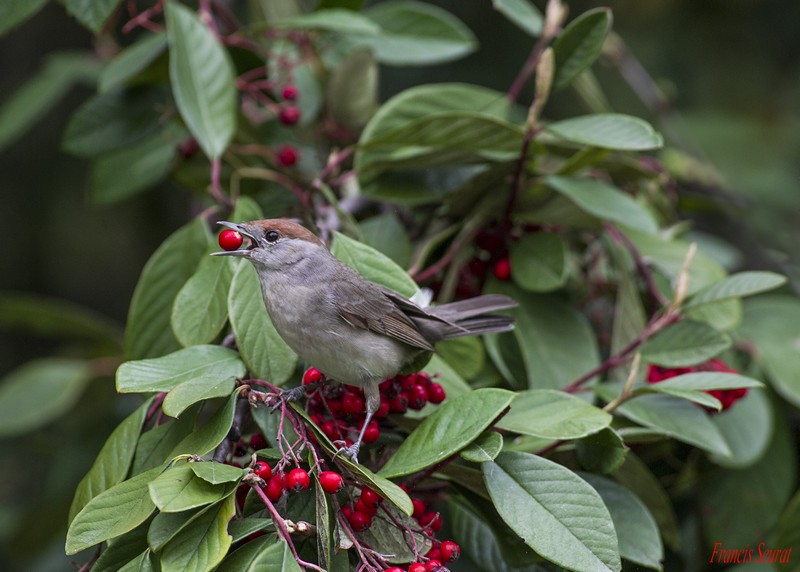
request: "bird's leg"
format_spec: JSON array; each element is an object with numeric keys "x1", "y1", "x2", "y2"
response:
[{"x1": 339, "y1": 381, "x2": 380, "y2": 463}]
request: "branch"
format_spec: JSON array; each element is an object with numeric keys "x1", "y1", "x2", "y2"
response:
[{"x1": 605, "y1": 223, "x2": 670, "y2": 307}]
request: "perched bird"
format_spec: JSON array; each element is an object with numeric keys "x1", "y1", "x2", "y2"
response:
[{"x1": 213, "y1": 219, "x2": 516, "y2": 460}]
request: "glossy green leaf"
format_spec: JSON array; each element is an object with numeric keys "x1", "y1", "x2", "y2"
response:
[
  {"x1": 162, "y1": 376, "x2": 236, "y2": 418},
  {"x1": 190, "y1": 461, "x2": 246, "y2": 485},
  {"x1": 117, "y1": 345, "x2": 245, "y2": 394},
  {"x1": 435, "y1": 336, "x2": 484, "y2": 383},
  {"x1": 160, "y1": 495, "x2": 235, "y2": 572},
  {"x1": 0, "y1": 52, "x2": 100, "y2": 152},
  {"x1": 640, "y1": 320, "x2": 731, "y2": 367},
  {"x1": 362, "y1": 1, "x2": 477, "y2": 66},
  {"x1": 710, "y1": 389, "x2": 772, "y2": 469},
  {"x1": 327, "y1": 47, "x2": 378, "y2": 130},
  {"x1": 685, "y1": 271, "x2": 786, "y2": 309},
  {"x1": 553, "y1": 8, "x2": 612, "y2": 90},
  {"x1": 272, "y1": 9, "x2": 380, "y2": 34},
  {"x1": 168, "y1": 390, "x2": 239, "y2": 457},
  {"x1": 228, "y1": 263, "x2": 297, "y2": 385},
  {"x1": 148, "y1": 507, "x2": 205, "y2": 552},
  {"x1": 214, "y1": 534, "x2": 276, "y2": 571},
  {"x1": 510, "y1": 232, "x2": 569, "y2": 292},
  {"x1": 69, "y1": 398, "x2": 153, "y2": 523},
  {"x1": 165, "y1": 2, "x2": 236, "y2": 158},
  {"x1": 118, "y1": 550, "x2": 159, "y2": 571},
  {"x1": 546, "y1": 176, "x2": 658, "y2": 234},
  {"x1": 248, "y1": 539, "x2": 303, "y2": 571},
  {"x1": 0, "y1": 358, "x2": 91, "y2": 437},
  {"x1": 92, "y1": 521, "x2": 151, "y2": 572},
  {"x1": 171, "y1": 255, "x2": 234, "y2": 347},
  {"x1": 64, "y1": 0, "x2": 121, "y2": 32},
  {"x1": 313, "y1": 473, "x2": 334, "y2": 570},
  {"x1": 227, "y1": 518, "x2": 274, "y2": 543},
  {"x1": 66, "y1": 466, "x2": 161, "y2": 555},
  {"x1": 422, "y1": 354, "x2": 472, "y2": 397},
  {"x1": 492, "y1": 0, "x2": 543, "y2": 36},
  {"x1": 133, "y1": 413, "x2": 197, "y2": 474},
  {"x1": 580, "y1": 473, "x2": 663, "y2": 570},
  {"x1": 360, "y1": 212, "x2": 412, "y2": 268},
  {"x1": 149, "y1": 464, "x2": 236, "y2": 512},
  {"x1": 99, "y1": 33, "x2": 168, "y2": 93},
  {"x1": 125, "y1": 217, "x2": 212, "y2": 360},
  {"x1": 461, "y1": 431, "x2": 504, "y2": 462},
  {"x1": 597, "y1": 384, "x2": 731, "y2": 457},
  {"x1": 635, "y1": 372, "x2": 761, "y2": 410},
  {"x1": 331, "y1": 231, "x2": 418, "y2": 296},
  {"x1": 497, "y1": 389, "x2": 611, "y2": 439},
  {"x1": 62, "y1": 88, "x2": 165, "y2": 157},
  {"x1": 484, "y1": 452, "x2": 620, "y2": 572},
  {"x1": 91, "y1": 132, "x2": 176, "y2": 204},
  {"x1": 379, "y1": 388, "x2": 515, "y2": 478},
  {"x1": 0, "y1": 0, "x2": 49, "y2": 37},
  {"x1": 576, "y1": 428, "x2": 628, "y2": 474},
  {"x1": 546, "y1": 113, "x2": 663, "y2": 150}
]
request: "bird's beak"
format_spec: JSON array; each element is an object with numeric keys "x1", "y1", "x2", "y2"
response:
[{"x1": 211, "y1": 221, "x2": 256, "y2": 257}]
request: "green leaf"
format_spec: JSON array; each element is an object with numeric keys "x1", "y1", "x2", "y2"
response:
[
  {"x1": 576, "y1": 428, "x2": 628, "y2": 474},
  {"x1": 0, "y1": 52, "x2": 100, "y2": 152},
  {"x1": 0, "y1": 358, "x2": 91, "y2": 437},
  {"x1": 246, "y1": 539, "x2": 303, "y2": 571},
  {"x1": 640, "y1": 320, "x2": 731, "y2": 367},
  {"x1": 774, "y1": 490, "x2": 800, "y2": 571},
  {"x1": 422, "y1": 354, "x2": 472, "y2": 397},
  {"x1": 360, "y1": 212, "x2": 412, "y2": 268},
  {"x1": 635, "y1": 372, "x2": 762, "y2": 410},
  {"x1": 93, "y1": 521, "x2": 151, "y2": 572},
  {"x1": 62, "y1": 88, "x2": 166, "y2": 157},
  {"x1": 66, "y1": 466, "x2": 161, "y2": 555},
  {"x1": 64, "y1": 0, "x2": 121, "y2": 32},
  {"x1": 91, "y1": 132, "x2": 176, "y2": 204},
  {"x1": 117, "y1": 345, "x2": 245, "y2": 394},
  {"x1": 0, "y1": 0, "x2": 49, "y2": 38},
  {"x1": 168, "y1": 390, "x2": 239, "y2": 457},
  {"x1": 379, "y1": 388, "x2": 515, "y2": 478},
  {"x1": 326, "y1": 47, "x2": 378, "y2": 130},
  {"x1": 165, "y1": 2, "x2": 236, "y2": 159},
  {"x1": 133, "y1": 413, "x2": 197, "y2": 474},
  {"x1": 69, "y1": 398, "x2": 153, "y2": 523},
  {"x1": 362, "y1": 0, "x2": 477, "y2": 66},
  {"x1": 171, "y1": 255, "x2": 234, "y2": 347},
  {"x1": 461, "y1": 431, "x2": 504, "y2": 462},
  {"x1": 99, "y1": 33, "x2": 167, "y2": 93},
  {"x1": 162, "y1": 376, "x2": 236, "y2": 418},
  {"x1": 148, "y1": 506, "x2": 206, "y2": 552},
  {"x1": 597, "y1": 384, "x2": 731, "y2": 456},
  {"x1": 360, "y1": 503, "x2": 432, "y2": 563},
  {"x1": 553, "y1": 8, "x2": 612, "y2": 91},
  {"x1": 484, "y1": 452, "x2": 620, "y2": 572},
  {"x1": 609, "y1": 259, "x2": 647, "y2": 381},
  {"x1": 487, "y1": 283, "x2": 600, "y2": 390},
  {"x1": 228, "y1": 263, "x2": 297, "y2": 385},
  {"x1": 190, "y1": 461, "x2": 246, "y2": 485},
  {"x1": 580, "y1": 474, "x2": 663, "y2": 570},
  {"x1": 228, "y1": 518, "x2": 274, "y2": 543},
  {"x1": 271, "y1": 9, "x2": 380, "y2": 34},
  {"x1": 498, "y1": 389, "x2": 612, "y2": 439},
  {"x1": 160, "y1": 495, "x2": 235, "y2": 572},
  {"x1": 546, "y1": 114, "x2": 664, "y2": 150},
  {"x1": 510, "y1": 232, "x2": 569, "y2": 292},
  {"x1": 685, "y1": 271, "x2": 786, "y2": 309},
  {"x1": 125, "y1": 217, "x2": 212, "y2": 360},
  {"x1": 149, "y1": 464, "x2": 237, "y2": 512},
  {"x1": 546, "y1": 176, "x2": 658, "y2": 234},
  {"x1": 215, "y1": 534, "x2": 276, "y2": 570},
  {"x1": 710, "y1": 389, "x2": 772, "y2": 469},
  {"x1": 314, "y1": 473, "x2": 334, "y2": 570},
  {"x1": 331, "y1": 231, "x2": 418, "y2": 296},
  {"x1": 492, "y1": 0, "x2": 543, "y2": 36},
  {"x1": 119, "y1": 550, "x2": 159, "y2": 571},
  {"x1": 434, "y1": 336, "x2": 484, "y2": 383}
]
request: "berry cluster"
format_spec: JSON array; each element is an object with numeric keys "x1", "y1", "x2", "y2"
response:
[
  {"x1": 647, "y1": 358, "x2": 748, "y2": 411},
  {"x1": 303, "y1": 368, "x2": 447, "y2": 450},
  {"x1": 383, "y1": 537, "x2": 460, "y2": 571}
]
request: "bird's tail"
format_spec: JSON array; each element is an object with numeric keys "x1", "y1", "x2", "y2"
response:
[{"x1": 427, "y1": 294, "x2": 516, "y2": 339}]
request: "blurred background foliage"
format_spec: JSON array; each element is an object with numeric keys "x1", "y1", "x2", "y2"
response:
[{"x1": 1, "y1": 0, "x2": 799, "y2": 570}]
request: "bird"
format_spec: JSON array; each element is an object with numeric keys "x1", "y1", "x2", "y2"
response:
[{"x1": 213, "y1": 218, "x2": 516, "y2": 461}]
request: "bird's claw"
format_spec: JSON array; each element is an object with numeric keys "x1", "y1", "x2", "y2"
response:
[
  {"x1": 267, "y1": 385, "x2": 308, "y2": 411},
  {"x1": 333, "y1": 440, "x2": 361, "y2": 463}
]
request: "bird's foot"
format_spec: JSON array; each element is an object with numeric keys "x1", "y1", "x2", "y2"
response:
[
  {"x1": 333, "y1": 440, "x2": 361, "y2": 463},
  {"x1": 267, "y1": 383, "x2": 319, "y2": 411}
]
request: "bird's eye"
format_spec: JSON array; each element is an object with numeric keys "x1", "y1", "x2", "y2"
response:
[{"x1": 265, "y1": 230, "x2": 280, "y2": 243}]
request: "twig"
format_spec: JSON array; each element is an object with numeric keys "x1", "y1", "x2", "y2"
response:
[
  {"x1": 605, "y1": 223, "x2": 669, "y2": 307},
  {"x1": 603, "y1": 353, "x2": 641, "y2": 412}
]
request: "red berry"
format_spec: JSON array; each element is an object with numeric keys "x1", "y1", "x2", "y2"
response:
[
  {"x1": 265, "y1": 474, "x2": 285, "y2": 502},
  {"x1": 493, "y1": 257, "x2": 512, "y2": 280},
  {"x1": 286, "y1": 468, "x2": 311, "y2": 492},
  {"x1": 397, "y1": 374, "x2": 416, "y2": 391},
  {"x1": 384, "y1": 568, "x2": 404, "y2": 572},
  {"x1": 275, "y1": 144, "x2": 298, "y2": 167},
  {"x1": 253, "y1": 461, "x2": 272, "y2": 480},
  {"x1": 375, "y1": 398, "x2": 390, "y2": 418},
  {"x1": 362, "y1": 421, "x2": 380, "y2": 444},
  {"x1": 355, "y1": 498, "x2": 377, "y2": 517},
  {"x1": 407, "y1": 384, "x2": 429, "y2": 410},
  {"x1": 218, "y1": 229, "x2": 243, "y2": 251},
  {"x1": 412, "y1": 498, "x2": 426, "y2": 518},
  {"x1": 427, "y1": 383, "x2": 446, "y2": 404},
  {"x1": 439, "y1": 540, "x2": 460, "y2": 563},
  {"x1": 279, "y1": 106, "x2": 301, "y2": 125},
  {"x1": 178, "y1": 136, "x2": 200, "y2": 159},
  {"x1": 347, "y1": 509, "x2": 372, "y2": 532},
  {"x1": 249, "y1": 433, "x2": 268, "y2": 450},
  {"x1": 426, "y1": 548, "x2": 442, "y2": 561},
  {"x1": 389, "y1": 394, "x2": 408, "y2": 414},
  {"x1": 415, "y1": 372, "x2": 432, "y2": 387},
  {"x1": 425, "y1": 560, "x2": 442, "y2": 571},
  {"x1": 419, "y1": 511, "x2": 442, "y2": 532},
  {"x1": 409, "y1": 564, "x2": 427, "y2": 572},
  {"x1": 342, "y1": 393, "x2": 366, "y2": 415},
  {"x1": 360, "y1": 486, "x2": 382, "y2": 508},
  {"x1": 319, "y1": 471, "x2": 344, "y2": 494},
  {"x1": 281, "y1": 85, "x2": 299, "y2": 101},
  {"x1": 341, "y1": 505, "x2": 354, "y2": 520},
  {"x1": 303, "y1": 367, "x2": 323, "y2": 385}
]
